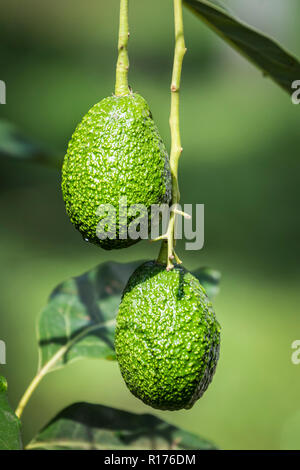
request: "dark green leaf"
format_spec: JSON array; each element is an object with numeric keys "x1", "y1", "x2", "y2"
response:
[
  {"x1": 27, "y1": 402, "x2": 216, "y2": 450},
  {"x1": 193, "y1": 267, "x2": 221, "y2": 300},
  {"x1": 184, "y1": 0, "x2": 300, "y2": 93},
  {"x1": 0, "y1": 377, "x2": 22, "y2": 450},
  {"x1": 0, "y1": 119, "x2": 61, "y2": 168},
  {"x1": 37, "y1": 261, "x2": 140, "y2": 374},
  {"x1": 206, "y1": 0, "x2": 229, "y2": 12}
]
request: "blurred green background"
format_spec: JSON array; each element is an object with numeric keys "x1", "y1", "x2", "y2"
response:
[{"x1": 0, "y1": 0, "x2": 300, "y2": 450}]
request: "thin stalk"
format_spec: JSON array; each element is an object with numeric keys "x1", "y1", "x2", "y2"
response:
[
  {"x1": 157, "y1": 0, "x2": 186, "y2": 270},
  {"x1": 15, "y1": 322, "x2": 113, "y2": 419},
  {"x1": 15, "y1": 348, "x2": 65, "y2": 419},
  {"x1": 115, "y1": 0, "x2": 130, "y2": 96}
]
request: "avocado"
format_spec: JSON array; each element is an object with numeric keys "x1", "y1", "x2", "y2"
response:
[
  {"x1": 115, "y1": 261, "x2": 221, "y2": 411},
  {"x1": 62, "y1": 93, "x2": 171, "y2": 250}
]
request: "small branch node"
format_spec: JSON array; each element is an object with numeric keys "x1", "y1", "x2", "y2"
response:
[{"x1": 173, "y1": 208, "x2": 191, "y2": 219}]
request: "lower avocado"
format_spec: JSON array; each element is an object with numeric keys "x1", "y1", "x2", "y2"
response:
[{"x1": 115, "y1": 261, "x2": 221, "y2": 411}]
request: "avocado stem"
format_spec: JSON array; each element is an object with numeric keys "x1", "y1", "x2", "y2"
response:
[
  {"x1": 115, "y1": 0, "x2": 130, "y2": 96},
  {"x1": 157, "y1": 0, "x2": 186, "y2": 270}
]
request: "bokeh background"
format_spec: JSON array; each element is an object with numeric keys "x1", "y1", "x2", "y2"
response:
[{"x1": 1, "y1": 0, "x2": 300, "y2": 450}]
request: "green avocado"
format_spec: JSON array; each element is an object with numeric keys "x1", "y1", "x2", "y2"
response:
[
  {"x1": 115, "y1": 261, "x2": 221, "y2": 411},
  {"x1": 62, "y1": 93, "x2": 171, "y2": 250}
]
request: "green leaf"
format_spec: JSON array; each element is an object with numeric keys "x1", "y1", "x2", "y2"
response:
[
  {"x1": 0, "y1": 119, "x2": 61, "y2": 168},
  {"x1": 206, "y1": 0, "x2": 229, "y2": 12},
  {"x1": 184, "y1": 0, "x2": 300, "y2": 93},
  {"x1": 37, "y1": 261, "x2": 221, "y2": 377},
  {"x1": 37, "y1": 261, "x2": 141, "y2": 374},
  {"x1": 0, "y1": 377, "x2": 22, "y2": 450},
  {"x1": 193, "y1": 267, "x2": 221, "y2": 301},
  {"x1": 27, "y1": 402, "x2": 217, "y2": 450}
]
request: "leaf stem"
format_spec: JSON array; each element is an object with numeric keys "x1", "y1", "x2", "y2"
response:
[
  {"x1": 15, "y1": 322, "x2": 114, "y2": 419},
  {"x1": 115, "y1": 0, "x2": 130, "y2": 96},
  {"x1": 157, "y1": 0, "x2": 186, "y2": 270},
  {"x1": 15, "y1": 342, "x2": 72, "y2": 419},
  {"x1": 15, "y1": 372, "x2": 44, "y2": 420}
]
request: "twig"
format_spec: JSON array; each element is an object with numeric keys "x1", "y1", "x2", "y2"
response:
[
  {"x1": 115, "y1": 0, "x2": 130, "y2": 96},
  {"x1": 157, "y1": 0, "x2": 186, "y2": 270},
  {"x1": 15, "y1": 322, "x2": 114, "y2": 419}
]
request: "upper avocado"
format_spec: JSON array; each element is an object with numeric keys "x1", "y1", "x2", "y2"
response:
[
  {"x1": 115, "y1": 261, "x2": 221, "y2": 411},
  {"x1": 62, "y1": 93, "x2": 171, "y2": 249}
]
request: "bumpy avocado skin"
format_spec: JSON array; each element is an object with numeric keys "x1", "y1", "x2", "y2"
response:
[
  {"x1": 62, "y1": 93, "x2": 171, "y2": 249},
  {"x1": 115, "y1": 261, "x2": 221, "y2": 411}
]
